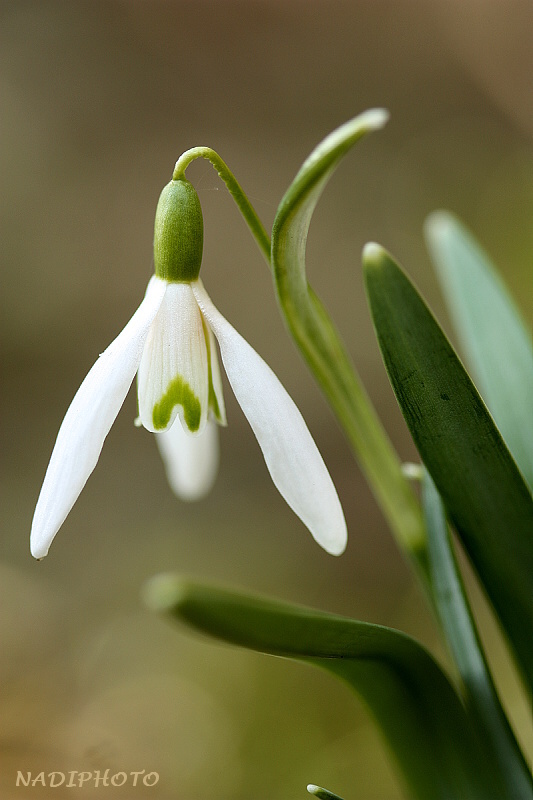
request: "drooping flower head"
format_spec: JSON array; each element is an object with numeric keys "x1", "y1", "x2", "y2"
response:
[{"x1": 30, "y1": 171, "x2": 347, "y2": 559}]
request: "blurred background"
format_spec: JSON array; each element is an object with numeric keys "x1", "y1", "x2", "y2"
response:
[{"x1": 2, "y1": 1, "x2": 532, "y2": 797}]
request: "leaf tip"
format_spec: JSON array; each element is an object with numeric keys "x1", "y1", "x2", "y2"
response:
[
  {"x1": 360, "y1": 107, "x2": 390, "y2": 132},
  {"x1": 424, "y1": 210, "x2": 457, "y2": 245},
  {"x1": 142, "y1": 572, "x2": 188, "y2": 614},
  {"x1": 307, "y1": 785, "x2": 344, "y2": 800},
  {"x1": 362, "y1": 241, "x2": 388, "y2": 271}
]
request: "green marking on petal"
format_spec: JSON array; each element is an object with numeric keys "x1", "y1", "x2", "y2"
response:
[
  {"x1": 152, "y1": 376, "x2": 202, "y2": 432},
  {"x1": 208, "y1": 379, "x2": 222, "y2": 422},
  {"x1": 201, "y1": 314, "x2": 225, "y2": 424}
]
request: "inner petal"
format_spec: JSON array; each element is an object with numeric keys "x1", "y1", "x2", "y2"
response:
[
  {"x1": 137, "y1": 283, "x2": 209, "y2": 433},
  {"x1": 202, "y1": 316, "x2": 227, "y2": 426}
]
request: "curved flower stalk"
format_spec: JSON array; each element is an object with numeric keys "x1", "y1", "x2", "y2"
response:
[{"x1": 31, "y1": 175, "x2": 347, "y2": 559}]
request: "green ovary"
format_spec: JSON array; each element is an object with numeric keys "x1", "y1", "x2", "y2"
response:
[{"x1": 152, "y1": 375, "x2": 202, "y2": 432}]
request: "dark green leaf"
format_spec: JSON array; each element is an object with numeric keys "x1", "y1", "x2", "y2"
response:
[
  {"x1": 425, "y1": 212, "x2": 533, "y2": 489},
  {"x1": 363, "y1": 244, "x2": 533, "y2": 691},
  {"x1": 145, "y1": 576, "x2": 507, "y2": 800}
]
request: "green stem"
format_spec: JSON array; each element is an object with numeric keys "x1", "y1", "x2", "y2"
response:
[{"x1": 173, "y1": 148, "x2": 271, "y2": 263}]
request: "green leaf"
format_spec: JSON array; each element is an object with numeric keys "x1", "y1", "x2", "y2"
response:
[
  {"x1": 145, "y1": 576, "x2": 506, "y2": 800},
  {"x1": 271, "y1": 111, "x2": 427, "y2": 567},
  {"x1": 425, "y1": 212, "x2": 533, "y2": 490},
  {"x1": 422, "y1": 470, "x2": 533, "y2": 800},
  {"x1": 363, "y1": 244, "x2": 533, "y2": 691}
]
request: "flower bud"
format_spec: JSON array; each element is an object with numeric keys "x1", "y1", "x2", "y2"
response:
[{"x1": 154, "y1": 178, "x2": 203, "y2": 282}]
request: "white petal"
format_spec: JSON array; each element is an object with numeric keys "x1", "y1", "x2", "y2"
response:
[
  {"x1": 31, "y1": 276, "x2": 167, "y2": 559},
  {"x1": 137, "y1": 283, "x2": 209, "y2": 434},
  {"x1": 155, "y1": 418, "x2": 219, "y2": 501},
  {"x1": 192, "y1": 281, "x2": 347, "y2": 555}
]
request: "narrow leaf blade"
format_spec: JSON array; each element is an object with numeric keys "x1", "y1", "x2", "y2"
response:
[
  {"x1": 145, "y1": 576, "x2": 506, "y2": 800},
  {"x1": 422, "y1": 470, "x2": 532, "y2": 799},
  {"x1": 273, "y1": 109, "x2": 389, "y2": 251},
  {"x1": 425, "y1": 212, "x2": 533, "y2": 489},
  {"x1": 363, "y1": 243, "x2": 533, "y2": 690},
  {"x1": 270, "y1": 111, "x2": 427, "y2": 564}
]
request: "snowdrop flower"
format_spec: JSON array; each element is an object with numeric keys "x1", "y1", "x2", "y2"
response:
[{"x1": 31, "y1": 176, "x2": 347, "y2": 559}]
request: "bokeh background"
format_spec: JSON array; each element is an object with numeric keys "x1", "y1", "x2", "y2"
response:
[{"x1": 2, "y1": 1, "x2": 532, "y2": 798}]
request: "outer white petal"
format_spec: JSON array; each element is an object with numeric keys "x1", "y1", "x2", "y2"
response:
[
  {"x1": 155, "y1": 418, "x2": 219, "y2": 501},
  {"x1": 31, "y1": 276, "x2": 167, "y2": 559},
  {"x1": 137, "y1": 283, "x2": 209, "y2": 434},
  {"x1": 192, "y1": 281, "x2": 347, "y2": 556}
]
